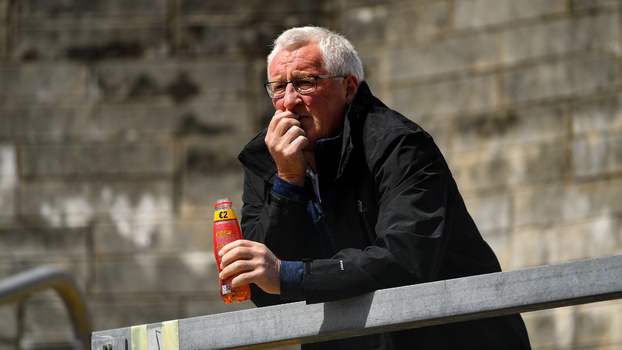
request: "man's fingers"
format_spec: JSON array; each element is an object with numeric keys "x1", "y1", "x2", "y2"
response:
[
  {"x1": 271, "y1": 127, "x2": 306, "y2": 156},
  {"x1": 220, "y1": 246, "x2": 252, "y2": 269},
  {"x1": 219, "y1": 258, "x2": 252, "y2": 281},
  {"x1": 229, "y1": 267, "x2": 268, "y2": 289},
  {"x1": 267, "y1": 110, "x2": 299, "y2": 135},
  {"x1": 288, "y1": 133, "x2": 309, "y2": 152},
  {"x1": 266, "y1": 118, "x2": 305, "y2": 152},
  {"x1": 217, "y1": 239, "x2": 245, "y2": 257},
  {"x1": 218, "y1": 239, "x2": 262, "y2": 272}
]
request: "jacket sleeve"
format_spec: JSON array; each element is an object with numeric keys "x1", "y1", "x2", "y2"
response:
[
  {"x1": 239, "y1": 167, "x2": 316, "y2": 262},
  {"x1": 303, "y1": 124, "x2": 496, "y2": 304},
  {"x1": 239, "y1": 166, "x2": 317, "y2": 307}
]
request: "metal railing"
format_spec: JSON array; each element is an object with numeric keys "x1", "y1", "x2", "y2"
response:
[
  {"x1": 0, "y1": 265, "x2": 92, "y2": 350},
  {"x1": 91, "y1": 254, "x2": 622, "y2": 350}
]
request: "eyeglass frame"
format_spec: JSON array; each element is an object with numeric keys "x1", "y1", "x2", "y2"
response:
[{"x1": 264, "y1": 74, "x2": 347, "y2": 99}]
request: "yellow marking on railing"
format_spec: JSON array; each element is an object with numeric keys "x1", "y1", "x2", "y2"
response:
[
  {"x1": 162, "y1": 320, "x2": 179, "y2": 350},
  {"x1": 131, "y1": 324, "x2": 147, "y2": 350}
]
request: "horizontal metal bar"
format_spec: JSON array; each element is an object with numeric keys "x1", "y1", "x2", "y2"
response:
[
  {"x1": 0, "y1": 265, "x2": 92, "y2": 350},
  {"x1": 91, "y1": 254, "x2": 622, "y2": 350}
]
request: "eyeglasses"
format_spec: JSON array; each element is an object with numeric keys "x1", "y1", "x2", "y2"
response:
[{"x1": 264, "y1": 75, "x2": 346, "y2": 99}]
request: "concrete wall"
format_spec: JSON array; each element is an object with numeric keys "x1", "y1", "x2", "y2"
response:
[{"x1": 0, "y1": 0, "x2": 621, "y2": 349}]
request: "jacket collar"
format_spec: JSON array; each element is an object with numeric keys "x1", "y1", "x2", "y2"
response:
[
  {"x1": 337, "y1": 81, "x2": 374, "y2": 179},
  {"x1": 237, "y1": 128, "x2": 276, "y2": 182}
]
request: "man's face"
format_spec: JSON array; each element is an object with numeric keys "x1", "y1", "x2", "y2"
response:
[{"x1": 268, "y1": 44, "x2": 350, "y2": 151}]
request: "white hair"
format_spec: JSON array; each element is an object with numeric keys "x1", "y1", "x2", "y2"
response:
[{"x1": 266, "y1": 26, "x2": 365, "y2": 82}]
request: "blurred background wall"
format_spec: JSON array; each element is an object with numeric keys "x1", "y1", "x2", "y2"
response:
[{"x1": 1, "y1": 0, "x2": 621, "y2": 349}]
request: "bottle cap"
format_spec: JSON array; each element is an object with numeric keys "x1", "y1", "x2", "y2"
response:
[{"x1": 214, "y1": 198, "x2": 232, "y2": 208}]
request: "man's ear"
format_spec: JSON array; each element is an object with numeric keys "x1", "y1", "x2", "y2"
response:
[{"x1": 344, "y1": 74, "x2": 359, "y2": 105}]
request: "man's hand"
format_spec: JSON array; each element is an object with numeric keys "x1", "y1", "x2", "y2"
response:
[
  {"x1": 265, "y1": 110, "x2": 308, "y2": 187},
  {"x1": 218, "y1": 240, "x2": 282, "y2": 295}
]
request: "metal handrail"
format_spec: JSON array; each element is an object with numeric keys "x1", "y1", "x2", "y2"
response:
[
  {"x1": 0, "y1": 265, "x2": 92, "y2": 350},
  {"x1": 91, "y1": 254, "x2": 622, "y2": 349}
]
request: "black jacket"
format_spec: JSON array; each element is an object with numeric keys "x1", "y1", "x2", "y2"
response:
[{"x1": 238, "y1": 82, "x2": 531, "y2": 349}]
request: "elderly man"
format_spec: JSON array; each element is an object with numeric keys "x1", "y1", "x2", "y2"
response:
[{"x1": 219, "y1": 26, "x2": 531, "y2": 349}]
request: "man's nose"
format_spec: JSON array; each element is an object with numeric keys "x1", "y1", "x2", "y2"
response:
[{"x1": 283, "y1": 83, "x2": 301, "y2": 108}]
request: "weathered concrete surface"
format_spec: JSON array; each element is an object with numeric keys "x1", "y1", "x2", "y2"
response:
[{"x1": 2, "y1": 1, "x2": 622, "y2": 349}]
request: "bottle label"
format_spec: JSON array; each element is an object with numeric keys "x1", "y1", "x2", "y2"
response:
[
  {"x1": 222, "y1": 285, "x2": 231, "y2": 295},
  {"x1": 214, "y1": 209, "x2": 236, "y2": 221},
  {"x1": 213, "y1": 219, "x2": 243, "y2": 262}
]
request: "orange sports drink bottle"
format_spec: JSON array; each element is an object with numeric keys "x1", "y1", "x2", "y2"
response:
[{"x1": 213, "y1": 198, "x2": 251, "y2": 304}]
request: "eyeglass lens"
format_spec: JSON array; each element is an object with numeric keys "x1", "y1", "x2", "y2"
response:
[{"x1": 267, "y1": 77, "x2": 317, "y2": 98}]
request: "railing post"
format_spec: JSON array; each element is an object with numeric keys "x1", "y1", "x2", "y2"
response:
[{"x1": 0, "y1": 265, "x2": 92, "y2": 350}]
